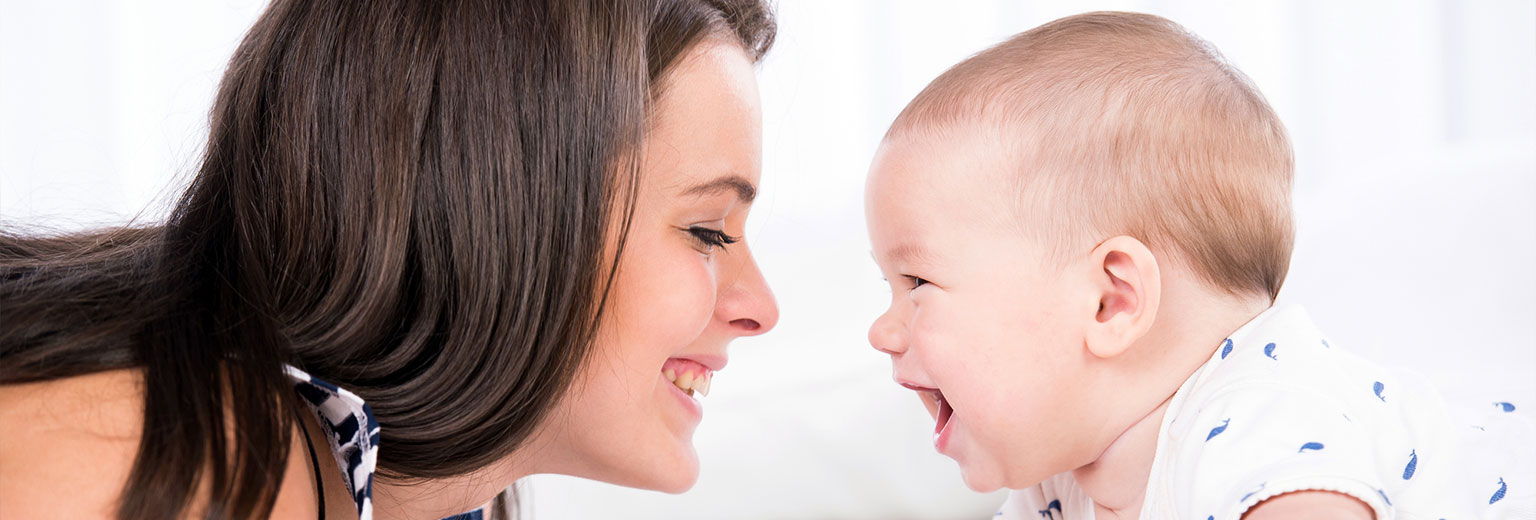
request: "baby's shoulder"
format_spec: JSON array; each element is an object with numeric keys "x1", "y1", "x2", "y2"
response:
[
  {"x1": 1176, "y1": 330, "x2": 1447, "y2": 468},
  {"x1": 1187, "y1": 307, "x2": 1428, "y2": 430},
  {"x1": 1149, "y1": 307, "x2": 1519, "y2": 518}
]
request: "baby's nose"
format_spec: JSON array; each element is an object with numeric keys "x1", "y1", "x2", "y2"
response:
[{"x1": 868, "y1": 309, "x2": 905, "y2": 356}]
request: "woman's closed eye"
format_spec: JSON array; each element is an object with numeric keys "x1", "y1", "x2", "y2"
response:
[{"x1": 686, "y1": 226, "x2": 740, "y2": 252}]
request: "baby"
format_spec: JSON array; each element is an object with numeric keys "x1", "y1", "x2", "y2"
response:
[{"x1": 864, "y1": 11, "x2": 1530, "y2": 520}]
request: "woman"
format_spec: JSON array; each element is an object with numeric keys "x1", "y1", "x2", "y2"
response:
[{"x1": 0, "y1": 0, "x2": 778, "y2": 518}]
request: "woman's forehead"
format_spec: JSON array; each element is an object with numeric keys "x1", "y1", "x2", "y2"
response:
[{"x1": 643, "y1": 42, "x2": 764, "y2": 195}]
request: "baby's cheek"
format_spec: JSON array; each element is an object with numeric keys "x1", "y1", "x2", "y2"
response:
[
  {"x1": 970, "y1": 388, "x2": 1020, "y2": 432},
  {"x1": 968, "y1": 360, "x2": 1049, "y2": 437},
  {"x1": 906, "y1": 306, "x2": 976, "y2": 369}
]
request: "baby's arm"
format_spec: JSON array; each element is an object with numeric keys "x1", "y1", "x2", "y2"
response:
[{"x1": 1244, "y1": 490, "x2": 1374, "y2": 520}]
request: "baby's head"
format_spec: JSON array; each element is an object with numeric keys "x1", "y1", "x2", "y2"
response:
[{"x1": 865, "y1": 12, "x2": 1293, "y2": 491}]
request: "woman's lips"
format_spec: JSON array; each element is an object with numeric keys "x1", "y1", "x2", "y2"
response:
[
  {"x1": 665, "y1": 374, "x2": 704, "y2": 421},
  {"x1": 664, "y1": 358, "x2": 715, "y2": 397}
]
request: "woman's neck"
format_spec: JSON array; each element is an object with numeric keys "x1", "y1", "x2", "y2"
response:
[
  {"x1": 279, "y1": 404, "x2": 360, "y2": 520},
  {"x1": 371, "y1": 477, "x2": 498, "y2": 520},
  {"x1": 369, "y1": 428, "x2": 557, "y2": 520}
]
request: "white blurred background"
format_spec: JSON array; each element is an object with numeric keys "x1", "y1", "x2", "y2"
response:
[{"x1": 3, "y1": 1, "x2": 1533, "y2": 519}]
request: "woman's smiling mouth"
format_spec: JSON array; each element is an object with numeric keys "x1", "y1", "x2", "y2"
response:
[{"x1": 663, "y1": 358, "x2": 715, "y2": 397}]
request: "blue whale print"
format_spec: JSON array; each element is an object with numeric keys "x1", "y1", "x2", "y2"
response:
[
  {"x1": 1298, "y1": 442, "x2": 1325, "y2": 453},
  {"x1": 1263, "y1": 342, "x2": 1278, "y2": 360},
  {"x1": 1206, "y1": 418, "x2": 1231, "y2": 441},
  {"x1": 1403, "y1": 449, "x2": 1417, "y2": 480},
  {"x1": 1377, "y1": 488, "x2": 1392, "y2": 506},
  {"x1": 1495, "y1": 402, "x2": 1516, "y2": 412},
  {"x1": 1221, "y1": 339, "x2": 1233, "y2": 359},
  {"x1": 1491, "y1": 477, "x2": 1507, "y2": 504},
  {"x1": 1373, "y1": 381, "x2": 1387, "y2": 402},
  {"x1": 1241, "y1": 482, "x2": 1267, "y2": 502},
  {"x1": 1321, "y1": 338, "x2": 1331, "y2": 348},
  {"x1": 1036, "y1": 499, "x2": 1062, "y2": 519}
]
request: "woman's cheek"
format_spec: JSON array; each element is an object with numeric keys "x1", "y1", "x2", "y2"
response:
[
  {"x1": 627, "y1": 248, "x2": 718, "y2": 352},
  {"x1": 665, "y1": 254, "x2": 718, "y2": 342}
]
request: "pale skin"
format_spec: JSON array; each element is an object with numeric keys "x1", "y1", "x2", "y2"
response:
[
  {"x1": 0, "y1": 39, "x2": 777, "y2": 519},
  {"x1": 865, "y1": 125, "x2": 1373, "y2": 519}
]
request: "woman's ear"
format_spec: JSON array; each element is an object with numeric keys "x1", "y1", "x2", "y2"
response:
[{"x1": 1083, "y1": 236, "x2": 1160, "y2": 359}]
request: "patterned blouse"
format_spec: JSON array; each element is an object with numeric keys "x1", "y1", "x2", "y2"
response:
[{"x1": 287, "y1": 366, "x2": 486, "y2": 520}]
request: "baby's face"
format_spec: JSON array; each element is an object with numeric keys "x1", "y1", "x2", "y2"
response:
[{"x1": 865, "y1": 128, "x2": 1101, "y2": 492}]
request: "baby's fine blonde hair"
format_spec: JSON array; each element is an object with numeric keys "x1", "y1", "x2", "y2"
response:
[{"x1": 889, "y1": 11, "x2": 1294, "y2": 300}]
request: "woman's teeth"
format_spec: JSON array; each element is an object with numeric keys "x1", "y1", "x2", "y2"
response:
[{"x1": 665, "y1": 366, "x2": 712, "y2": 397}]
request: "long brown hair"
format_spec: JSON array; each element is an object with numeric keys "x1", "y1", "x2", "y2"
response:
[{"x1": 0, "y1": 1, "x2": 774, "y2": 518}]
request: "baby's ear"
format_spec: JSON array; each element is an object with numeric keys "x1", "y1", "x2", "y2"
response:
[{"x1": 1083, "y1": 236, "x2": 1160, "y2": 359}]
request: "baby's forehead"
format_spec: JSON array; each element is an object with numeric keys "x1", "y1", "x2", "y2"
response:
[
  {"x1": 873, "y1": 123, "x2": 1071, "y2": 234},
  {"x1": 873, "y1": 124, "x2": 1021, "y2": 202},
  {"x1": 878, "y1": 118, "x2": 1068, "y2": 203}
]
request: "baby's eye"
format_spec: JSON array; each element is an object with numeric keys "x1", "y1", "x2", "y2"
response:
[
  {"x1": 686, "y1": 226, "x2": 740, "y2": 253},
  {"x1": 904, "y1": 275, "x2": 931, "y2": 289}
]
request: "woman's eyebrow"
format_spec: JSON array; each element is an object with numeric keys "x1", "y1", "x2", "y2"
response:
[{"x1": 682, "y1": 175, "x2": 757, "y2": 203}]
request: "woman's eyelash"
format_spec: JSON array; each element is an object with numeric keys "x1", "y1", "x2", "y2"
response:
[{"x1": 687, "y1": 226, "x2": 740, "y2": 250}]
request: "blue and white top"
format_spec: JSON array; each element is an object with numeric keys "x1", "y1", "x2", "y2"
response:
[
  {"x1": 997, "y1": 305, "x2": 1533, "y2": 520},
  {"x1": 287, "y1": 366, "x2": 486, "y2": 520}
]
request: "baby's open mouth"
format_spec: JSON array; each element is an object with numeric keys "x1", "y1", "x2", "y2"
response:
[
  {"x1": 901, "y1": 382, "x2": 953, "y2": 444},
  {"x1": 663, "y1": 358, "x2": 713, "y2": 397},
  {"x1": 934, "y1": 390, "x2": 953, "y2": 436}
]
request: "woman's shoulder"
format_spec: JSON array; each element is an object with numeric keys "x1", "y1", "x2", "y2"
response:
[
  {"x1": 0, "y1": 369, "x2": 146, "y2": 518},
  {"x1": 0, "y1": 368, "x2": 337, "y2": 519}
]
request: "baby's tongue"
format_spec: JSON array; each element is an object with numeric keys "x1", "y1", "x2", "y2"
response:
[{"x1": 935, "y1": 393, "x2": 953, "y2": 434}]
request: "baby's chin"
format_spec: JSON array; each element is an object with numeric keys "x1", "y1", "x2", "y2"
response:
[
  {"x1": 958, "y1": 456, "x2": 1051, "y2": 493},
  {"x1": 961, "y1": 474, "x2": 1006, "y2": 493},
  {"x1": 956, "y1": 460, "x2": 1009, "y2": 493}
]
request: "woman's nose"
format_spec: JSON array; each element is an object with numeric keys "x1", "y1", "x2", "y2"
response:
[{"x1": 716, "y1": 244, "x2": 778, "y2": 336}]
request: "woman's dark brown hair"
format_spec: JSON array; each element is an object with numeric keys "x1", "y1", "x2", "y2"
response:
[{"x1": 0, "y1": 0, "x2": 774, "y2": 518}]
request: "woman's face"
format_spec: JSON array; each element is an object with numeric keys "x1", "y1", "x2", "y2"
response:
[{"x1": 542, "y1": 40, "x2": 778, "y2": 493}]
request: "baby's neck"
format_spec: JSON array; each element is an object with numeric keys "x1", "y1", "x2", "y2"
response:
[
  {"x1": 1072, "y1": 282, "x2": 1272, "y2": 519},
  {"x1": 1074, "y1": 395, "x2": 1170, "y2": 520}
]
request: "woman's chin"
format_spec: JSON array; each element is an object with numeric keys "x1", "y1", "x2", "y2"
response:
[
  {"x1": 592, "y1": 441, "x2": 699, "y2": 494},
  {"x1": 651, "y1": 471, "x2": 699, "y2": 494},
  {"x1": 647, "y1": 443, "x2": 701, "y2": 494}
]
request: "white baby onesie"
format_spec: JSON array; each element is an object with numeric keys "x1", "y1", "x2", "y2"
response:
[{"x1": 996, "y1": 305, "x2": 1532, "y2": 520}]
